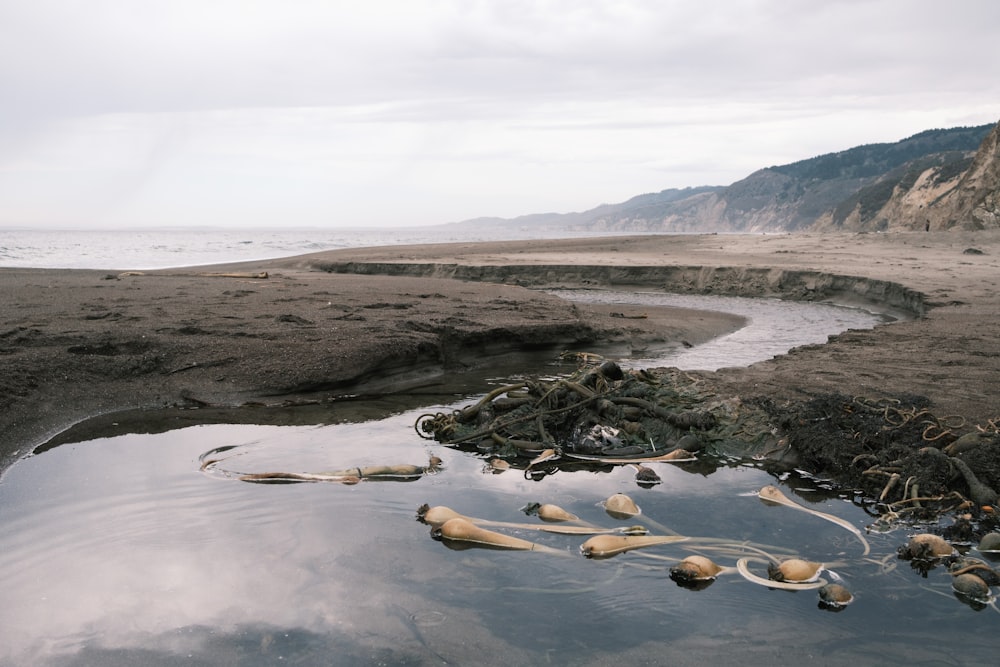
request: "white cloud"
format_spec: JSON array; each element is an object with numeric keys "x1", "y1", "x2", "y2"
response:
[{"x1": 0, "y1": 0, "x2": 998, "y2": 228}]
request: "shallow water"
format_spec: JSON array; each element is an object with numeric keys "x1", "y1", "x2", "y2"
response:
[
  {"x1": 3, "y1": 406, "x2": 997, "y2": 666},
  {"x1": 547, "y1": 289, "x2": 891, "y2": 370},
  {"x1": 1, "y1": 296, "x2": 996, "y2": 666}
]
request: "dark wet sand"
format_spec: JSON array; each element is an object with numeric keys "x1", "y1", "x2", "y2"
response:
[
  {"x1": 0, "y1": 259, "x2": 740, "y2": 472},
  {"x1": 3, "y1": 230, "x2": 999, "y2": 474}
]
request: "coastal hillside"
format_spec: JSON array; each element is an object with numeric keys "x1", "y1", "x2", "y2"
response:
[
  {"x1": 923, "y1": 120, "x2": 1000, "y2": 230},
  {"x1": 449, "y1": 121, "x2": 999, "y2": 233}
]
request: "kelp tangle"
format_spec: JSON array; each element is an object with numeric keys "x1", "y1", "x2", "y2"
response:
[
  {"x1": 414, "y1": 359, "x2": 749, "y2": 474},
  {"x1": 764, "y1": 393, "x2": 1000, "y2": 539},
  {"x1": 415, "y1": 355, "x2": 1000, "y2": 538}
]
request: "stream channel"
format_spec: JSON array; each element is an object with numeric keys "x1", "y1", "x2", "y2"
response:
[{"x1": 0, "y1": 291, "x2": 996, "y2": 666}]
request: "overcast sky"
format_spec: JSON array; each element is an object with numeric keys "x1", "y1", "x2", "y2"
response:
[{"x1": 1, "y1": 0, "x2": 998, "y2": 229}]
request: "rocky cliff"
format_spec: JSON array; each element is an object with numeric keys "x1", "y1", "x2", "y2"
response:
[{"x1": 926, "y1": 121, "x2": 1000, "y2": 230}]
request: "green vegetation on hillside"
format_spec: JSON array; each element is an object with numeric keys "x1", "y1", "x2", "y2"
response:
[{"x1": 770, "y1": 125, "x2": 993, "y2": 182}]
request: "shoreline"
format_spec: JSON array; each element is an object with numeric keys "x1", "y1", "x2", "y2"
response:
[
  {"x1": 3, "y1": 231, "x2": 999, "y2": 478},
  {"x1": 0, "y1": 262, "x2": 742, "y2": 474}
]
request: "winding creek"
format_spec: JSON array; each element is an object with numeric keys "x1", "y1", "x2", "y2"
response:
[{"x1": 1, "y1": 292, "x2": 996, "y2": 666}]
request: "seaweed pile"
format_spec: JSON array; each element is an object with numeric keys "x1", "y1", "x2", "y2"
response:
[
  {"x1": 415, "y1": 355, "x2": 781, "y2": 478},
  {"x1": 416, "y1": 354, "x2": 1000, "y2": 535},
  {"x1": 764, "y1": 393, "x2": 1000, "y2": 537}
]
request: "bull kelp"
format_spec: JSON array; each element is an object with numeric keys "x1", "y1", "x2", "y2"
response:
[
  {"x1": 415, "y1": 355, "x2": 781, "y2": 472},
  {"x1": 416, "y1": 354, "x2": 1000, "y2": 540}
]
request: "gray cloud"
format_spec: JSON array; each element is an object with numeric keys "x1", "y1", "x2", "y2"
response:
[{"x1": 0, "y1": 0, "x2": 998, "y2": 228}]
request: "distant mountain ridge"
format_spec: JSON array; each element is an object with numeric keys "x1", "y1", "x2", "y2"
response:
[
  {"x1": 450, "y1": 121, "x2": 999, "y2": 233},
  {"x1": 449, "y1": 185, "x2": 724, "y2": 232}
]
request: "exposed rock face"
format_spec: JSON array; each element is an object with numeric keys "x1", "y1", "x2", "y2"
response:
[
  {"x1": 841, "y1": 123, "x2": 1000, "y2": 232},
  {"x1": 928, "y1": 121, "x2": 1000, "y2": 230},
  {"x1": 867, "y1": 159, "x2": 970, "y2": 232},
  {"x1": 812, "y1": 151, "x2": 975, "y2": 232}
]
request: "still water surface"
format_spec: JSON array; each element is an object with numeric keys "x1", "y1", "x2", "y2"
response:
[
  {"x1": 0, "y1": 294, "x2": 995, "y2": 666},
  {"x1": 547, "y1": 289, "x2": 891, "y2": 370}
]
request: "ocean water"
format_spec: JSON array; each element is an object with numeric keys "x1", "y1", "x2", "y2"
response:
[{"x1": 0, "y1": 226, "x2": 627, "y2": 270}]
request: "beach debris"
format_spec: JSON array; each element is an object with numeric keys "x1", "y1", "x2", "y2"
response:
[
  {"x1": 765, "y1": 393, "x2": 1000, "y2": 530},
  {"x1": 669, "y1": 555, "x2": 727, "y2": 584},
  {"x1": 758, "y1": 485, "x2": 871, "y2": 555},
  {"x1": 115, "y1": 270, "x2": 268, "y2": 280},
  {"x1": 414, "y1": 387, "x2": 1000, "y2": 613},
  {"x1": 417, "y1": 505, "x2": 469, "y2": 528},
  {"x1": 202, "y1": 453, "x2": 442, "y2": 484},
  {"x1": 580, "y1": 534, "x2": 688, "y2": 559},
  {"x1": 417, "y1": 358, "x2": 1000, "y2": 533},
  {"x1": 522, "y1": 502, "x2": 580, "y2": 523},
  {"x1": 238, "y1": 471, "x2": 366, "y2": 484},
  {"x1": 413, "y1": 358, "x2": 1000, "y2": 534},
  {"x1": 943, "y1": 431, "x2": 987, "y2": 456},
  {"x1": 416, "y1": 504, "x2": 646, "y2": 536},
  {"x1": 526, "y1": 448, "x2": 559, "y2": 472},
  {"x1": 977, "y1": 532, "x2": 1000, "y2": 553},
  {"x1": 818, "y1": 583, "x2": 854, "y2": 610},
  {"x1": 951, "y1": 573, "x2": 992, "y2": 604},
  {"x1": 897, "y1": 533, "x2": 955, "y2": 561},
  {"x1": 602, "y1": 493, "x2": 641, "y2": 519},
  {"x1": 631, "y1": 463, "x2": 661, "y2": 485},
  {"x1": 414, "y1": 359, "x2": 726, "y2": 474},
  {"x1": 948, "y1": 557, "x2": 1000, "y2": 586},
  {"x1": 486, "y1": 458, "x2": 510, "y2": 473},
  {"x1": 197, "y1": 271, "x2": 269, "y2": 279},
  {"x1": 735, "y1": 558, "x2": 828, "y2": 591},
  {"x1": 431, "y1": 518, "x2": 565, "y2": 554},
  {"x1": 609, "y1": 311, "x2": 649, "y2": 319},
  {"x1": 917, "y1": 446, "x2": 999, "y2": 506},
  {"x1": 562, "y1": 449, "x2": 697, "y2": 464},
  {"x1": 767, "y1": 558, "x2": 825, "y2": 584},
  {"x1": 415, "y1": 486, "x2": 1000, "y2": 614}
]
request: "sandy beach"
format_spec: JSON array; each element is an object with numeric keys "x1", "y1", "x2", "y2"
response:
[
  {"x1": 2, "y1": 230, "x2": 999, "y2": 479},
  {"x1": 303, "y1": 230, "x2": 1000, "y2": 419}
]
